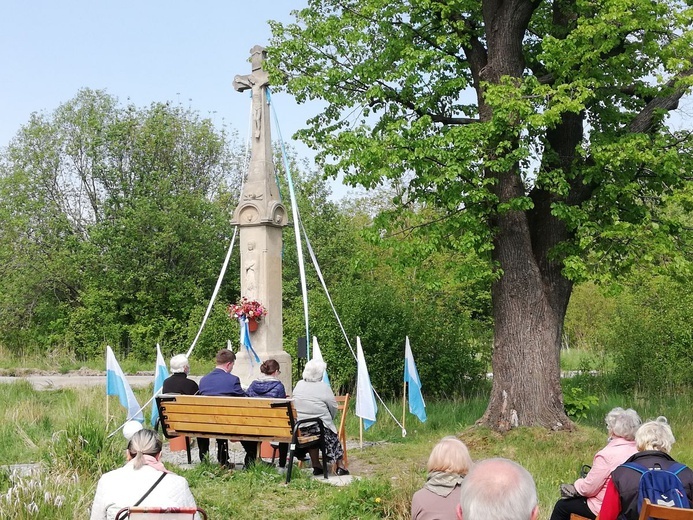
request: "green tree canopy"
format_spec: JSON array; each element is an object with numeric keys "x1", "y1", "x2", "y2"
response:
[
  {"x1": 268, "y1": 0, "x2": 693, "y2": 429},
  {"x1": 0, "y1": 89, "x2": 242, "y2": 358}
]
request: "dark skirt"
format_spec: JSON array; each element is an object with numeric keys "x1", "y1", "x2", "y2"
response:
[{"x1": 298, "y1": 423, "x2": 344, "y2": 463}]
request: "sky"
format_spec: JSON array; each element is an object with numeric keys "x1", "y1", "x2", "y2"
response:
[{"x1": 0, "y1": 0, "x2": 352, "y2": 194}]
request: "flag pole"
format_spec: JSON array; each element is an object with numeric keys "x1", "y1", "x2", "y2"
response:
[
  {"x1": 359, "y1": 417, "x2": 363, "y2": 449},
  {"x1": 402, "y1": 381, "x2": 406, "y2": 431},
  {"x1": 105, "y1": 345, "x2": 109, "y2": 428}
]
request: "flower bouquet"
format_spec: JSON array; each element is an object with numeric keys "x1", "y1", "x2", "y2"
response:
[{"x1": 227, "y1": 297, "x2": 267, "y2": 323}]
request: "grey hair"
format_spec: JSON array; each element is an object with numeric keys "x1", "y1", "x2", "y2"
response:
[
  {"x1": 459, "y1": 458, "x2": 537, "y2": 520},
  {"x1": 169, "y1": 354, "x2": 189, "y2": 374},
  {"x1": 302, "y1": 359, "x2": 327, "y2": 382},
  {"x1": 605, "y1": 407, "x2": 641, "y2": 441},
  {"x1": 636, "y1": 416, "x2": 675, "y2": 453},
  {"x1": 127, "y1": 429, "x2": 162, "y2": 470}
]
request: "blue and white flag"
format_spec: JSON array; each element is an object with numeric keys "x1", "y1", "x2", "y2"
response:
[
  {"x1": 150, "y1": 343, "x2": 169, "y2": 427},
  {"x1": 355, "y1": 337, "x2": 377, "y2": 430},
  {"x1": 312, "y1": 336, "x2": 330, "y2": 385},
  {"x1": 240, "y1": 317, "x2": 261, "y2": 366},
  {"x1": 106, "y1": 345, "x2": 144, "y2": 422},
  {"x1": 404, "y1": 336, "x2": 427, "y2": 423}
]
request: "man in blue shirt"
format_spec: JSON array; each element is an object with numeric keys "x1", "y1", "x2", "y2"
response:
[{"x1": 198, "y1": 349, "x2": 257, "y2": 467}]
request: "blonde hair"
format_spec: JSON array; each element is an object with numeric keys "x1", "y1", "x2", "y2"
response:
[
  {"x1": 127, "y1": 429, "x2": 162, "y2": 469},
  {"x1": 427, "y1": 436, "x2": 473, "y2": 475},
  {"x1": 636, "y1": 416, "x2": 675, "y2": 453}
]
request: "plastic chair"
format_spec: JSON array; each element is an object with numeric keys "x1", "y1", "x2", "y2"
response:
[{"x1": 114, "y1": 506, "x2": 208, "y2": 519}]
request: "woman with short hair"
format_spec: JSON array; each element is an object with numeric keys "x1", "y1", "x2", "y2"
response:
[
  {"x1": 549, "y1": 407, "x2": 641, "y2": 520},
  {"x1": 292, "y1": 359, "x2": 349, "y2": 476},
  {"x1": 90, "y1": 429, "x2": 199, "y2": 520},
  {"x1": 411, "y1": 436, "x2": 473, "y2": 520},
  {"x1": 600, "y1": 417, "x2": 693, "y2": 520}
]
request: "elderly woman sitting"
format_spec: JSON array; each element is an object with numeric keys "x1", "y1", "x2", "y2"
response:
[
  {"x1": 599, "y1": 417, "x2": 693, "y2": 520},
  {"x1": 291, "y1": 359, "x2": 349, "y2": 476},
  {"x1": 90, "y1": 429, "x2": 199, "y2": 520},
  {"x1": 550, "y1": 407, "x2": 641, "y2": 520},
  {"x1": 411, "y1": 436, "x2": 473, "y2": 520}
]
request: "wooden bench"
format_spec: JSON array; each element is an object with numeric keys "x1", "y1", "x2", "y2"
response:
[{"x1": 156, "y1": 394, "x2": 327, "y2": 483}]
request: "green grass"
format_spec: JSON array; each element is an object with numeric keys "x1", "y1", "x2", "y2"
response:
[{"x1": 4, "y1": 380, "x2": 693, "y2": 519}]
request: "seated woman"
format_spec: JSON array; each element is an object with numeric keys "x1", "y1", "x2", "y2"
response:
[
  {"x1": 411, "y1": 436, "x2": 473, "y2": 520},
  {"x1": 292, "y1": 359, "x2": 349, "y2": 476},
  {"x1": 247, "y1": 359, "x2": 289, "y2": 468},
  {"x1": 600, "y1": 417, "x2": 693, "y2": 520},
  {"x1": 90, "y1": 429, "x2": 199, "y2": 520},
  {"x1": 550, "y1": 407, "x2": 641, "y2": 520},
  {"x1": 247, "y1": 359, "x2": 286, "y2": 398}
]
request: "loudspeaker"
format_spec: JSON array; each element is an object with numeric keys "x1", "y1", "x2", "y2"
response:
[{"x1": 297, "y1": 337, "x2": 307, "y2": 359}]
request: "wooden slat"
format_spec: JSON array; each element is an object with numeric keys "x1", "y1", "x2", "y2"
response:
[
  {"x1": 160, "y1": 403, "x2": 290, "y2": 419},
  {"x1": 164, "y1": 413, "x2": 291, "y2": 429},
  {"x1": 160, "y1": 395, "x2": 291, "y2": 408},
  {"x1": 168, "y1": 421, "x2": 290, "y2": 437}
]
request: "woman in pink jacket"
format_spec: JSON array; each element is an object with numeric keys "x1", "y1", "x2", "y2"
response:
[{"x1": 549, "y1": 407, "x2": 641, "y2": 520}]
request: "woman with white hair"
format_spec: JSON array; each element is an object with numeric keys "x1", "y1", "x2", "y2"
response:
[
  {"x1": 90, "y1": 429, "x2": 199, "y2": 520},
  {"x1": 550, "y1": 407, "x2": 641, "y2": 520},
  {"x1": 291, "y1": 358, "x2": 349, "y2": 475},
  {"x1": 600, "y1": 416, "x2": 693, "y2": 520},
  {"x1": 411, "y1": 436, "x2": 473, "y2": 520}
]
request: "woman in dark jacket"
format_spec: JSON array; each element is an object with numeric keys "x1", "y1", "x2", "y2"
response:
[
  {"x1": 247, "y1": 359, "x2": 286, "y2": 398},
  {"x1": 600, "y1": 416, "x2": 693, "y2": 520},
  {"x1": 247, "y1": 359, "x2": 288, "y2": 467}
]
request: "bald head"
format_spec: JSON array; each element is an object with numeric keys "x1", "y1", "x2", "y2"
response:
[{"x1": 459, "y1": 458, "x2": 538, "y2": 520}]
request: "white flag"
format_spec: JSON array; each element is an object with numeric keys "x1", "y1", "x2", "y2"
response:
[
  {"x1": 150, "y1": 343, "x2": 169, "y2": 427},
  {"x1": 312, "y1": 336, "x2": 330, "y2": 384},
  {"x1": 355, "y1": 337, "x2": 377, "y2": 429},
  {"x1": 106, "y1": 346, "x2": 143, "y2": 422}
]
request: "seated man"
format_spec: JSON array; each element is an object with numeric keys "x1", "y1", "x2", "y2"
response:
[
  {"x1": 458, "y1": 458, "x2": 539, "y2": 520},
  {"x1": 198, "y1": 348, "x2": 257, "y2": 468}
]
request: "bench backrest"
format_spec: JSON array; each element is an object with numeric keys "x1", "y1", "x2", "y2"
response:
[{"x1": 157, "y1": 394, "x2": 296, "y2": 443}]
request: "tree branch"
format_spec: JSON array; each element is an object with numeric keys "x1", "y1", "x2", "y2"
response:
[{"x1": 629, "y1": 68, "x2": 693, "y2": 133}]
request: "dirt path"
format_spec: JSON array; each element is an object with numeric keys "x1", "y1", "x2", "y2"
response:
[{"x1": 0, "y1": 372, "x2": 201, "y2": 390}]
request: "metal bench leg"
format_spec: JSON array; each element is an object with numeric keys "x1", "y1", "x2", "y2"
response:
[
  {"x1": 185, "y1": 437, "x2": 192, "y2": 465},
  {"x1": 286, "y1": 443, "x2": 296, "y2": 484}
]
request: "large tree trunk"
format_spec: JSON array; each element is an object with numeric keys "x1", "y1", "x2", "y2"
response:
[
  {"x1": 479, "y1": 206, "x2": 573, "y2": 431},
  {"x1": 474, "y1": 0, "x2": 574, "y2": 430}
]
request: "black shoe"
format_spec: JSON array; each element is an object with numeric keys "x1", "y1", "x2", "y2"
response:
[
  {"x1": 312, "y1": 467, "x2": 324, "y2": 476},
  {"x1": 336, "y1": 467, "x2": 350, "y2": 476}
]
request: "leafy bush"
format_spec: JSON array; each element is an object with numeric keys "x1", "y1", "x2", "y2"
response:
[
  {"x1": 292, "y1": 281, "x2": 490, "y2": 399},
  {"x1": 601, "y1": 276, "x2": 693, "y2": 391},
  {"x1": 563, "y1": 387, "x2": 599, "y2": 419}
]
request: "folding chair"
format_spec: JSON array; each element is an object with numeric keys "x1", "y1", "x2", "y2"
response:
[
  {"x1": 336, "y1": 393, "x2": 350, "y2": 467},
  {"x1": 114, "y1": 506, "x2": 208, "y2": 519}
]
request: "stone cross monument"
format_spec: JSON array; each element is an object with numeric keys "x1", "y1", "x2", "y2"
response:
[{"x1": 231, "y1": 45, "x2": 292, "y2": 393}]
